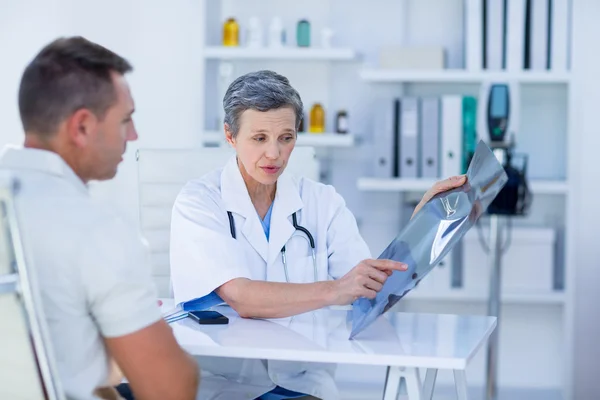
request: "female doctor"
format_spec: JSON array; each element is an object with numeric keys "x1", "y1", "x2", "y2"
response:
[{"x1": 169, "y1": 70, "x2": 466, "y2": 399}]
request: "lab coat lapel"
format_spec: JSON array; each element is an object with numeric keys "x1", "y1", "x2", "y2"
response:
[
  {"x1": 221, "y1": 156, "x2": 269, "y2": 263},
  {"x1": 267, "y1": 172, "x2": 303, "y2": 267}
]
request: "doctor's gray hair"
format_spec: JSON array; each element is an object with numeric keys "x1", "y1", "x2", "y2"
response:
[{"x1": 223, "y1": 70, "x2": 303, "y2": 138}]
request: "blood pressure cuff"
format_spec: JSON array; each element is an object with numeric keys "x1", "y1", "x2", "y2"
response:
[{"x1": 350, "y1": 140, "x2": 508, "y2": 338}]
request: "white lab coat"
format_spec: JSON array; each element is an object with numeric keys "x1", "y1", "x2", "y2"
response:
[{"x1": 170, "y1": 155, "x2": 371, "y2": 400}]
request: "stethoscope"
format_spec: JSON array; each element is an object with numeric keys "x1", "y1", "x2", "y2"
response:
[{"x1": 227, "y1": 211, "x2": 318, "y2": 282}]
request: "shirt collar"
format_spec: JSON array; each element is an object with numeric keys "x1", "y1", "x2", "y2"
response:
[{"x1": 0, "y1": 145, "x2": 89, "y2": 195}]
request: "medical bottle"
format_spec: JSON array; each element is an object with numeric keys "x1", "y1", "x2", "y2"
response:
[
  {"x1": 223, "y1": 18, "x2": 239, "y2": 47},
  {"x1": 296, "y1": 19, "x2": 310, "y2": 47},
  {"x1": 268, "y1": 17, "x2": 285, "y2": 48},
  {"x1": 246, "y1": 17, "x2": 263, "y2": 48},
  {"x1": 309, "y1": 103, "x2": 325, "y2": 133},
  {"x1": 335, "y1": 110, "x2": 349, "y2": 134}
]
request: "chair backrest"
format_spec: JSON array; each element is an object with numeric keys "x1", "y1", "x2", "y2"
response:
[
  {"x1": 136, "y1": 147, "x2": 320, "y2": 297},
  {"x1": 0, "y1": 175, "x2": 65, "y2": 400}
]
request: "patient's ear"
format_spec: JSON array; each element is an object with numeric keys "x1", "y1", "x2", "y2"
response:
[{"x1": 66, "y1": 108, "x2": 98, "y2": 148}]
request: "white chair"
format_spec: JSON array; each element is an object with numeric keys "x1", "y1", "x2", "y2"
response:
[
  {"x1": 0, "y1": 174, "x2": 65, "y2": 400},
  {"x1": 136, "y1": 146, "x2": 320, "y2": 298}
]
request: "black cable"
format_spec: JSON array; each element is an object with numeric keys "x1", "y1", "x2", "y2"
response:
[
  {"x1": 475, "y1": 216, "x2": 513, "y2": 255},
  {"x1": 476, "y1": 218, "x2": 490, "y2": 253},
  {"x1": 227, "y1": 211, "x2": 236, "y2": 239}
]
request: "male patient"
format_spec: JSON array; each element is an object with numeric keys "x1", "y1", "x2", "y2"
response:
[{"x1": 0, "y1": 37, "x2": 199, "y2": 399}]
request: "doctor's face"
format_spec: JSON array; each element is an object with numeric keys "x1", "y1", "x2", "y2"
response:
[{"x1": 226, "y1": 107, "x2": 296, "y2": 186}]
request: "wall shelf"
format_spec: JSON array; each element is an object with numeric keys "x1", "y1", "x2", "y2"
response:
[
  {"x1": 357, "y1": 177, "x2": 569, "y2": 195},
  {"x1": 360, "y1": 69, "x2": 572, "y2": 84},
  {"x1": 296, "y1": 133, "x2": 354, "y2": 147},
  {"x1": 204, "y1": 46, "x2": 358, "y2": 61}
]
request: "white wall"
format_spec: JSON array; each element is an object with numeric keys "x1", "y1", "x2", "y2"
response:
[
  {"x1": 570, "y1": 0, "x2": 600, "y2": 398},
  {"x1": 0, "y1": 0, "x2": 206, "y2": 226}
]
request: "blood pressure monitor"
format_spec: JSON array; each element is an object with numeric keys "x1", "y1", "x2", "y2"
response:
[{"x1": 487, "y1": 84, "x2": 510, "y2": 143}]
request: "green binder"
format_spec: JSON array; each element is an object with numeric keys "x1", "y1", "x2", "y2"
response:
[{"x1": 462, "y1": 96, "x2": 477, "y2": 174}]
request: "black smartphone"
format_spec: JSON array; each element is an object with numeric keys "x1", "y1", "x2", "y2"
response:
[{"x1": 188, "y1": 310, "x2": 229, "y2": 325}]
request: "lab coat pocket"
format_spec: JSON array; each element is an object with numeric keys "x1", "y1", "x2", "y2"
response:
[
  {"x1": 290, "y1": 254, "x2": 317, "y2": 284},
  {"x1": 284, "y1": 249, "x2": 328, "y2": 284}
]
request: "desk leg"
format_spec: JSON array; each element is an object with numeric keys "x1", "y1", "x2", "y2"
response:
[
  {"x1": 383, "y1": 366, "x2": 401, "y2": 400},
  {"x1": 422, "y1": 369, "x2": 438, "y2": 400},
  {"x1": 382, "y1": 367, "x2": 423, "y2": 400},
  {"x1": 404, "y1": 368, "x2": 423, "y2": 400},
  {"x1": 453, "y1": 370, "x2": 469, "y2": 400}
]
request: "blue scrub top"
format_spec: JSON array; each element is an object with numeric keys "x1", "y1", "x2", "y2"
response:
[{"x1": 260, "y1": 202, "x2": 274, "y2": 240}]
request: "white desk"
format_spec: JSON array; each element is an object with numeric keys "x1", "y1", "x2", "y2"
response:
[{"x1": 163, "y1": 301, "x2": 495, "y2": 400}]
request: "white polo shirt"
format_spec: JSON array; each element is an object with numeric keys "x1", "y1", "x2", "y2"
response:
[{"x1": 0, "y1": 146, "x2": 161, "y2": 400}]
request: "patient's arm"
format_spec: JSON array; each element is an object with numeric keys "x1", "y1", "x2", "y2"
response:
[{"x1": 105, "y1": 320, "x2": 199, "y2": 400}]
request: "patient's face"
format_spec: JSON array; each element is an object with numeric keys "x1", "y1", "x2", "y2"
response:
[
  {"x1": 80, "y1": 73, "x2": 137, "y2": 181},
  {"x1": 226, "y1": 107, "x2": 297, "y2": 186}
]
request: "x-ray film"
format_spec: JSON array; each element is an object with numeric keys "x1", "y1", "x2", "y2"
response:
[{"x1": 350, "y1": 141, "x2": 508, "y2": 338}]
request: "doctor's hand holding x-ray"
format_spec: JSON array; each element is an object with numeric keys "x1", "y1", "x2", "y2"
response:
[{"x1": 169, "y1": 70, "x2": 466, "y2": 321}]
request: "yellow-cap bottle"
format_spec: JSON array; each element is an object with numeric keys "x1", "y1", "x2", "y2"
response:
[
  {"x1": 309, "y1": 103, "x2": 325, "y2": 133},
  {"x1": 223, "y1": 18, "x2": 239, "y2": 47}
]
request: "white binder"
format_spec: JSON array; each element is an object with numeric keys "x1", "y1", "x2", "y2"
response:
[
  {"x1": 485, "y1": 0, "x2": 506, "y2": 70},
  {"x1": 420, "y1": 97, "x2": 440, "y2": 179},
  {"x1": 465, "y1": 0, "x2": 483, "y2": 71},
  {"x1": 550, "y1": 0, "x2": 570, "y2": 71},
  {"x1": 506, "y1": 0, "x2": 527, "y2": 71},
  {"x1": 399, "y1": 97, "x2": 419, "y2": 178},
  {"x1": 372, "y1": 99, "x2": 398, "y2": 178},
  {"x1": 530, "y1": 0, "x2": 550, "y2": 70},
  {"x1": 441, "y1": 96, "x2": 463, "y2": 178}
]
